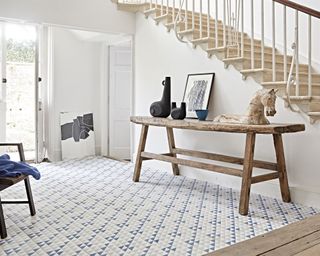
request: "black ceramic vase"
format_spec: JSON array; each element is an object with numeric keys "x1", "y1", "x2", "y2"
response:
[
  {"x1": 171, "y1": 102, "x2": 186, "y2": 120},
  {"x1": 150, "y1": 77, "x2": 171, "y2": 118}
]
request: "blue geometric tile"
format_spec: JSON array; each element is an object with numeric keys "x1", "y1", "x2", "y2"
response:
[{"x1": 0, "y1": 156, "x2": 318, "y2": 255}]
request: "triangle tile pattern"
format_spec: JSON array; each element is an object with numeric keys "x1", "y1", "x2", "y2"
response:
[{"x1": 0, "y1": 157, "x2": 318, "y2": 255}]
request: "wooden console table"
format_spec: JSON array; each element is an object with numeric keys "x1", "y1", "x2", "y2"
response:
[{"x1": 131, "y1": 116, "x2": 305, "y2": 215}]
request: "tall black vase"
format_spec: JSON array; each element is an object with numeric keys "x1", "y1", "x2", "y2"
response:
[{"x1": 150, "y1": 77, "x2": 171, "y2": 118}]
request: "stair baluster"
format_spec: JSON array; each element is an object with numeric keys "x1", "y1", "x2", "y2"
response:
[
  {"x1": 272, "y1": 1, "x2": 276, "y2": 81},
  {"x1": 261, "y1": 0, "x2": 265, "y2": 70},
  {"x1": 208, "y1": 0, "x2": 211, "y2": 40},
  {"x1": 283, "y1": 5, "x2": 287, "y2": 82},
  {"x1": 308, "y1": 15, "x2": 312, "y2": 97},
  {"x1": 172, "y1": 0, "x2": 175, "y2": 24},
  {"x1": 161, "y1": 0, "x2": 163, "y2": 15},
  {"x1": 241, "y1": 0, "x2": 244, "y2": 58},
  {"x1": 184, "y1": 0, "x2": 188, "y2": 30},
  {"x1": 295, "y1": 10, "x2": 300, "y2": 96},
  {"x1": 251, "y1": 0, "x2": 255, "y2": 69},
  {"x1": 285, "y1": 42, "x2": 300, "y2": 113},
  {"x1": 223, "y1": 0, "x2": 227, "y2": 49}
]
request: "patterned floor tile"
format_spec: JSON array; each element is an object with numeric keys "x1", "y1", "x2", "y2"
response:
[{"x1": 0, "y1": 157, "x2": 318, "y2": 255}]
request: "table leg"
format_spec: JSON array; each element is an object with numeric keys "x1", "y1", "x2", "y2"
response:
[
  {"x1": 133, "y1": 125, "x2": 149, "y2": 182},
  {"x1": 166, "y1": 127, "x2": 180, "y2": 176},
  {"x1": 273, "y1": 134, "x2": 291, "y2": 203},
  {"x1": 239, "y1": 133, "x2": 256, "y2": 216}
]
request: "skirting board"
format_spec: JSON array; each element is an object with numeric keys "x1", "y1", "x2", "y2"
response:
[
  {"x1": 50, "y1": 146, "x2": 102, "y2": 162},
  {"x1": 132, "y1": 153, "x2": 320, "y2": 209}
]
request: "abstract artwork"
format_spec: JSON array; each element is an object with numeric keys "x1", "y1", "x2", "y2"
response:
[
  {"x1": 183, "y1": 73, "x2": 215, "y2": 118},
  {"x1": 60, "y1": 112, "x2": 95, "y2": 160}
]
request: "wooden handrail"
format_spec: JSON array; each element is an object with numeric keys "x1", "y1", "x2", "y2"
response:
[{"x1": 273, "y1": 0, "x2": 320, "y2": 19}]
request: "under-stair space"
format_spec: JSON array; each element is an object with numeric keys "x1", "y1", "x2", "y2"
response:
[{"x1": 113, "y1": 0, "x2": 320, "y2": 123}]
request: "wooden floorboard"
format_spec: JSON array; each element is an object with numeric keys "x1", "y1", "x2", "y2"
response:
[
  {"x1": 295, "y1": 243, "x2": 320, "y2": 256},
  {"x1": 206, "y1": 214, "x2": 320, "y2": 256}
]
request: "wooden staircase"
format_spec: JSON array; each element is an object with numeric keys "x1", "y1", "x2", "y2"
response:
[{"x1": 112, "y1": 1, "x2": 320, "y2": 123}]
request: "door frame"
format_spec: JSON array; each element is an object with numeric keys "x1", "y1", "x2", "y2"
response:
[{"x1": 0, "y1": 22, "x2": 7, "y2": 143}]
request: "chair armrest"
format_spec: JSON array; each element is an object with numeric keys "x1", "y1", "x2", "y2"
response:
[{"x1": 0, "y1": 143, "x2": 26, "y2": 161}]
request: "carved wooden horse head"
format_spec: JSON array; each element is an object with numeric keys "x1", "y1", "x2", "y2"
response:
[
  {"x1": 259, "y1": 89, "x2": 278, "y2": 117},
  {"x1": 214, "y1": 88, "x2": 279, "y2": 125}
]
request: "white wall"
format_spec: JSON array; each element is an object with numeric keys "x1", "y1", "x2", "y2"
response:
[
  {"x1": 134, "y1": 14, "x2": 320, "y2": 208},
  {"x1": 0, "y1": 0, "x2": 135, "y2": 34},
  {"x1": 47, "y1": 27, "x2": 106, "y2": 161}
]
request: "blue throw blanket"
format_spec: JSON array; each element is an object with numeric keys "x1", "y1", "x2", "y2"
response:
[{"x1": 0, "y1": 154, "x2": 41, "y2": 180}]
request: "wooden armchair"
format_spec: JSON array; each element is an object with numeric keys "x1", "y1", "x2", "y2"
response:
[{"x1": 0, "y1": 143, "x2": 36, "y2": 239}]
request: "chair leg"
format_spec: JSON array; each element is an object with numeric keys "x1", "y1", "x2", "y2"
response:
[
  {"x1": 24, "y1": 177, "x2": 36, "y2": 216},
  {"x1": 0, "y1": 197, "x2": 7, "y2": 239}
]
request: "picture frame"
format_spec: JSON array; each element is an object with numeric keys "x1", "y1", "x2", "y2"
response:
[{"x1": 182, "y1": 72, "x2": 215, "y2": 118}]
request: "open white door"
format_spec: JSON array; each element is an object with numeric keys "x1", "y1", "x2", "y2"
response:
[
  {"x1": 109, "y1": 46, "x2": 132, "y2": 160},
  {"x1": 0, "y1": 21, "x2": 43, "y2": 161},
  {"x1": 0, "y1": 22, "x2": 6, "y2": 144}
]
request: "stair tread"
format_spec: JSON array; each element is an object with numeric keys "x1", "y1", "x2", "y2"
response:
[
  {"x1": 178, "y1": 29, "x2": 194, "y2": 34},
  {"x1": 144, "y1": 8, "x2": 157, "y2": 15},
  {"x1": 262, "y1": 81, "x2": 320, "y2": 86},
  {"x1": 154, "y1": 13, "x2": 170, "y2": 19},
  {"x1": 282, "y1": 96, "x2": 320, "y2": 101},
  {"x1": 207, "y1": 46, "x2": 227, "y2": 51},
  {"x1": 241, "y1": 68, "x2": 320, "y2": 76},
  {"x1": 223, "y1": 56, "x2": 307, "y2": 66}
]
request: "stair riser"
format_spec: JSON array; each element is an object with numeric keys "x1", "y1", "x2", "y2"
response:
[
  {"x1": 309, "y1": 102, "x2": 320, "y2": 112},
  {"x1": 240, "y1": 60, "x2": 309, "y2": 73},
  {"x1": 183, "y1": 18, "x2": 223, "y2": 26},
  {"x1": 118, "y1": 3, "x2": 147, "y2": 12},
  {"x1": 153, "y1": 10, "x2": 220, "y2": 22},
  {"x1": 263, "y1": 85, "x2": 320, "y2": 97},
  {"x1": 239, "y1": 51, "x2": 292, "y2": 62},
  {"x1": 210, "y1": 43, "x2": 275, "y2": 55},
  {"x1": 191, "y1": 33, "x2": 262, "y2": 44},
  {"x1": 165, "y1": 20, "x2": 223, "y2": 32},
  {"x1": 262, "y1": 73, "x2": 320, "y2": 83},
  {"x1": 151, "y1": 7, "x2": 215, "y2": 19},
  {"x1": 287, "y1": 101, "x2": 320, "y2": 112}
]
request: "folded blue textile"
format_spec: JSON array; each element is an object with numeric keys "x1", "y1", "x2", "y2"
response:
[{"x1": 0, "y1": 154, "x2": 41, "y2": 180}]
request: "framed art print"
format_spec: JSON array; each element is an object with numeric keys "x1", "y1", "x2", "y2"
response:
[{"x1": 182, "y1": 73, "x2": 215, "y2": 118}]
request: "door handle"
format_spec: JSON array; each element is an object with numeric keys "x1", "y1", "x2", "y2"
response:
[
  {"x1": 38, "y1": 101, "x2": 43, "y2": 111},
  {"x1": 2, "y1": 78, "x2": 7, "y2": 83}
]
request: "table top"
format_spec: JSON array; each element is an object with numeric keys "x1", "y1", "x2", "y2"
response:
[{"x1": 130, "y1": 116, "x2": 305, "y2": 134}]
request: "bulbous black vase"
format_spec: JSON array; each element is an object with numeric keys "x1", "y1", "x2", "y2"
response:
[
  {"x1": 171, "y1": 102, "x2": 186, "y2": 120},
  {"x1": 150, "y1": 77, "x2": 171, "y2": 118}
]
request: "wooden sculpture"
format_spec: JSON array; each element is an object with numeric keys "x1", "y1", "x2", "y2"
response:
[{"x1": 214, "y1": 89, "x2": 278, "y2": 125}]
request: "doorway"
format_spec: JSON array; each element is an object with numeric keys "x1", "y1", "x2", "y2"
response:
[{"x1": 0, "y1": 22, "x2": 39, "y2": 161}]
